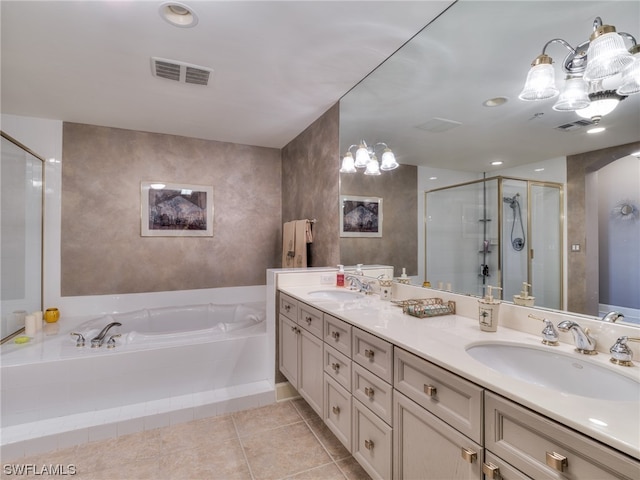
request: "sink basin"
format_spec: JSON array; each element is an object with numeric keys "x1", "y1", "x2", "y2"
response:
[
  {"x1": 466, "y1": 342, "x2": 640, "y2": 401},
  {"x1": 307, "y1": 290, "x2": 363, "y2": 301}
]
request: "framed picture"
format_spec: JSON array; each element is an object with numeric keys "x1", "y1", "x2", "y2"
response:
[
  {"x1": 340, "y1": 195, "x2": 383, "y2": 237},
  {"x1": 141, "y1": 182, "x2": 214, "y2": 237}
]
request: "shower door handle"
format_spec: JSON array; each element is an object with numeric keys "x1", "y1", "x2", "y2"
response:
[{"x1": 530, "y1": 248, "x2": 534, "y2": 260}]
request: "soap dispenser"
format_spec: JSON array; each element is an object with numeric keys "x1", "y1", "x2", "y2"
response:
[
  {"x1": 478, "y1": 285, "x2": 502, "y2": 332},
  {"x1": 513, "y1": 282, "x2": 535, "y2": 307},
  {"x1": 355, "y1": 264, "x2": 364, "y2": 276},
  {"x1": 336, "y1": 265, "x2": 345, "y2": 287}
]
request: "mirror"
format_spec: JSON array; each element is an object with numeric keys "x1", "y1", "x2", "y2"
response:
[
  {"x1": 339, "y1": 1, "x2": 640, "y2": 325},
  {"x1": 1, "y1": 132, "x2": 44, "y2": 341}
]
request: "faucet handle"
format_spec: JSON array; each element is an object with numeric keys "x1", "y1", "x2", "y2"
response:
[
  {"x1": 70, "y1": 332, "x2": 85, "y2": 347},
  {"x1": 106, "y1": 333, "x2": 122, "y2": 349},
  {"x1": 610, "y1": 336, "x2": 640, "y2": 367},
  {"x1": 528, "y1": 314, "x2": 559, "y2": 346}
]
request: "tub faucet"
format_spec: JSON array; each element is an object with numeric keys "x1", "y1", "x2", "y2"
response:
[
  {"x1": 345, "y1": 275, "x2": 373, "y2": 294},
  {"x1": 557, "y1": 320, "x2": 597, "y2": 355},
  {"x1": 91, "y1": 322, "x2": 122, "y2": 348}
]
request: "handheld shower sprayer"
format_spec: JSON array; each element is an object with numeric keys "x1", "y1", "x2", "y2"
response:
[{"x1": 503, "y1": 193, "x2": 525, "y2": 251}]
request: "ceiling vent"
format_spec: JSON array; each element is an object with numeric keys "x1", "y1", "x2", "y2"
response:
[
  {"x1": 415, "y1": 117, "x2": 462, "y2": 133},
  {"x1": 554, "y1": 119, "x2": 594, "y2": 131},
  {"x1": 151, "y1": 57, "x2": 212, "y2": 86}
]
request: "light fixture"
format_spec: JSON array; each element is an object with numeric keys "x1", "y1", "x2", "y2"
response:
[
  {"x1": 340, "y1": 141, "x2": 398, "y2": 174},
  {"x1": 519, "y1": 17, "x2": 639, "y2": 124},
  {"x1": 159, "y1": 2, "x2": 198, "y2": 28}
]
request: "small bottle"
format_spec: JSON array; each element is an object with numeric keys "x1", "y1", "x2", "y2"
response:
[{"x1": 336, "y1": 265, "x2": 345, "y2": 287}]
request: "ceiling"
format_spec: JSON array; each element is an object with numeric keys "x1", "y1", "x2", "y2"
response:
[{"x1": 1, "y1": 1, "x2": 453, "y2": 149}]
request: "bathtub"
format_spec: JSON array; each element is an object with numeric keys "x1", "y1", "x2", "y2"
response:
[{"x1": 1, "y1": 299, "x2": 274, "y2": 459}]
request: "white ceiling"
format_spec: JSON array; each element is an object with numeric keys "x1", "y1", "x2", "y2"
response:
[{"x1": 2, "y1": 1, "x2": 639, "y2": 173}]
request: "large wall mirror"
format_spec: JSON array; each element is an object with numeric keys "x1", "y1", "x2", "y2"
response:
[
  {"x1": 1, "y1": 132, "x2": 44, "y2": 341},
  {"x1": 339, "y1": 1, "x2": 639, "y2": 325}
]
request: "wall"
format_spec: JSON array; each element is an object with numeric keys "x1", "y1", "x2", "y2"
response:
[
  {"x1": 281, "y1": 103, "x2": 340, "y2": 269},
  {"x1": 61, "y1": 123, "x2": 282, "y2": 296}
]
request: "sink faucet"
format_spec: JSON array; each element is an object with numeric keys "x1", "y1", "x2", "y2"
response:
[
  {"x1": 91, "y1": 322, "x2": 122, "y2": 348},
  {"x1": 602, "y1": 311, "x2": 624, "y2": 323},
  {"x1": 609, "y1": 336, "x2": 640, "y2": 367},
  {"x1": 557, "y1": 320, "x2": 597, "y2": 355},
  {"x1": 345, "y1": 275, "x2": 373, "y2": 294},
  {"x1": 528, "y1": 314, "x2": 558, "y2": 346}
]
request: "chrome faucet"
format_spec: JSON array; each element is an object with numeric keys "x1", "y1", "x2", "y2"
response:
[
  {"x1": 602, "y1": 311, "x2": 624, "y2": 323},
  {"x1": 609, "y1": 336, "x2": 640, "y2": 367},
  {"x1": 91, "y1": 322, "x2": 122, "y2": 348},
  {"x1": 528, "y1": 314, "x2": 558, "y2": 346},
  {"x1": 557, "y1": 320, "x2": 597, "y2": 355},
  {"x1": 345, "y1": 275, "x2": 373, "y2": 294}
]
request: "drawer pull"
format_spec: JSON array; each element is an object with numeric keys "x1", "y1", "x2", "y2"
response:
[
  {"x1": 364, "y1": 349, "x2": 375, "y2": 359},
  {"x1": 291, "y1": 326, "x2": 300, "y2": 334},
  {"x1": 364, "y1": 439, "x2": 374, "y2": 450},
  {"x1": 423, "y1": 384, "x2": 437, "y2": 397},
  {"x1": 546, "y1": 451, "x2": 568, "y2": 472},
  {"x1": 284, "y1": 304, "x2": 291, "y2": 312},
  {"x1": 305, "y1": 316, "x2": 312, "y2": 324},
  {"x1": 461, "y1": 448, "x2": 477, "y2": 463},
  {"x1": 364, "y1": 386, "x2": 375, "y2": 398},
  {"x1": 482, "y1": 463, "x2": 501, "y2": 479},
  {"x1": 331, "y1": 331, "x2": 340, "y2": 340},
  {"x1": 332, "y1": 405, "x2": 340, "y2": 415},
  {"x1": 331, "y1": 362, "x2": 340, "y2": 372}
]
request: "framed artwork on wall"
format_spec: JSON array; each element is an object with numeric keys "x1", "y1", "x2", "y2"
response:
[
  {"x1": 340, "y1": 195, "x2": 383, "y2": 237},
  {"x1": 141, "y1": 182, "x2": 214, "y2": 237}
]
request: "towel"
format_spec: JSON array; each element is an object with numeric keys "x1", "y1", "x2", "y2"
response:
[
  {"x1": 294, "y1": 220, "x2": 307, "y2": 268},
  {"x1": 282, "y1": 219, "x2": 314, "y2": 268},
  {"x1": 282, "y1": 221, "x2": 296, "y2": 268}
]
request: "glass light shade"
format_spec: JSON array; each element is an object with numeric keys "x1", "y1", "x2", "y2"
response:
[
  {"x1": 380, "y1": 148, "x2": 399, "y2": 170},
  {"x1": 552, "y1": 77, "x2": 591, "y2": 111},
  {"x1": 584, "y1": 31, "x2": 634, "y2": 81},
  {"x1": 518, "y1": 63, "x2": 559, "y2": 101},
  {"x1": 339, "y1": 153, "x2": 356, "y2": 173},
  {"x1": 617, "y1": 51, "x2": 640, "y2": 95},
  {"x1": 354, "y1": 144, "x2": 370, "y2": 168},
  {"x1": 364, "y1": 156, "x2": 381, "y2": 176},
  {"x1": 576, "y1": 97, "x2": 620, "y2": 120}
]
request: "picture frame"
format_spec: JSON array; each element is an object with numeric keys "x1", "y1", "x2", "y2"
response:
[
  {"x1": 340, "y1": 195, "x2": 383, "y2": 237},
  {"x1": 141, "y1": 182, "x2": 214, "y2": 237}
]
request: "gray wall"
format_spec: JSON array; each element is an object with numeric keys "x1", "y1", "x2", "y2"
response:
[{"x1": 61, "y1": 123, "x2": 282, "y2": 296}]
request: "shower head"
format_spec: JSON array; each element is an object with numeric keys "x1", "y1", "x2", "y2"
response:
[{"x1": 503, "y1": 193, "x2": 520, "y2": 208}]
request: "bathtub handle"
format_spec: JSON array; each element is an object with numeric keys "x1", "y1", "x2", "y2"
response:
[
  {"x1": 106, "y1": 334, "x2": 121, "y2": 349},
  {"x1": 70, "y1": 332, "x2": 85, "y2": 347}
]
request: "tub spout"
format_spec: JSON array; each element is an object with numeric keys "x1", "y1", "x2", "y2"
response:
[{"x1": 91, "y1": 322, "x2": 122, "y2": 348}]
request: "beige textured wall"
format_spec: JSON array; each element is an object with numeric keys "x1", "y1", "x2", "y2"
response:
[
  {"x1": 281, "y1": 103, "x2": 341, "y2": 268},
  {"x1": 61, "y1": 123, "x2": 282, "y2": 296},
  {"x1": 566, "y1": 140, "x2": 640, "y2": 315}
]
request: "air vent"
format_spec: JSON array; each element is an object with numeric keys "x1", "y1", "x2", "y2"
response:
[
  {"x1": 554, "y1": 119, "x2": 594, "y2": 131},
  {"x1": 151, "y1": 57, "x2": 212, "y2": 86},
  {"x1": 415, "y1": 117, "x2": 462, "y2": 133}
]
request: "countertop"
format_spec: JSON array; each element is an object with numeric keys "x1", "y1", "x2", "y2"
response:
[{"x1": 278, "y1": 284, "x2": 640, "y2": 461}]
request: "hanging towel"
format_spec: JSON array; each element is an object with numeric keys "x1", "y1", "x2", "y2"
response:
[
  {"x1": 282, "y1": 221, "x2": 296, "y2": 268},
  {"x1": 294, "y1": 220, "x2": 308, "y2": 268}
]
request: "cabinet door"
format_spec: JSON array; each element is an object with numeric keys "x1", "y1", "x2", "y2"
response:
[
  {"x1": 324, "y1": 373, "x2": 352, "y2": 452},
  {"x1": 298, "y1": 327, "x2": 324, "y2": 416},
  {"x1": 279, "y1": 315, "x2": 298, "y2": 389},
  {"x1": 394, "y1": 391, "x2": 482, "y2": 480},
  {"x1": 353, "y1": 398, "x2": 393, "y2": 480}
]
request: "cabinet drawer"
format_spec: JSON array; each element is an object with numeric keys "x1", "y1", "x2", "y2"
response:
[
  {"x1": 485, "y1": 392, "x2": 640, "y2": 480},
  {"x1": 324, "y1": 374, "x2": 352, "y2": 452},
  {"x1": 352, "y1": 328, "x2": 393, "y2": 384},
  {"x1": 279, "y1": 292, "x2": 298, "y2": 321},
  {"x1": 324, "y1": 344, "x2": 351, "y2": 391},
  {"x1": 352, "y1": 363, "x2": 393, "y2": 426},
  {"x1": 483, "y1": 451, "x2": 532, "y2": 480},
  {"x1": 394, "y1": 347, "x2": 483, "y2": 444},
  {"x1": 298, "y1": 302, "x2": 323, "y2": 338},
  {"x1": 352, "y1": 398, "x2": 393, "y2": 480},
  {"x1": 324, "y1": 314, "x2": 352, "y2": 357}
]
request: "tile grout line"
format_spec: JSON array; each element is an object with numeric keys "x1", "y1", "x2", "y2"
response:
[{"x1": 231, "y1": 414, "x2": 256, "y2": 480}]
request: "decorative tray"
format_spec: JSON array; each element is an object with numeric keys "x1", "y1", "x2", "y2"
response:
[{"x1": 392, "y1": 298, "x2": 456, "y2": 318}]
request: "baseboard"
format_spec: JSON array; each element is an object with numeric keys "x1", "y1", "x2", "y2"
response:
[{"x1": 276, "y1": 381, "x2": 300, "y2": 402}]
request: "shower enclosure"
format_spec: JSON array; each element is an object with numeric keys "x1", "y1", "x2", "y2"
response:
[{"x1": 425, "y1": 176, "x2": 563, "y2": 309}]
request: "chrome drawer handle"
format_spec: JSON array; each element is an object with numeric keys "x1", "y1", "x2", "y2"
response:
[
  {"x1": 546, "y1": 451, "x2": 568, "y2": 472},
  {"x1": 482, "y1": 463, "x2": 501, "y2": 479},
  {"x1": 305, "y1": 316, "x2": 312, "y2": 324},
  {"x1": 331, "y1": 331, "x2": 340, "y2": 340},
  {"x1": 461, "y1": 448, "x2": 477, "y2": 463},
  {"x1": 424, "y1": 384, "x2": 437, "y2": 397},
  {"x1": 364, "y1": 439, "x2": 374, "y2": 450},
  {"x1": 331, "y1": 362, "x2": 340, "y2": 372},
  {"x1": 332, "y1": 405, "x2": 340, "y2": 415},
  {"x1": 364, "y1": 349, "x2": 375, "y2": 359},
  {"x1": 364, "y1": 386, "x2": 375, "y2": 398},
  {"x1": 291, "y1": 326, "x2": 300, "y2": 334}
]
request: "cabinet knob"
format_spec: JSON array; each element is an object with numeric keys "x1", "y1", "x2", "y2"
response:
[
  {"x1": 364, "y1": 439, "x2": 374, "y2": 450},
  {"x1": 331, "y1": 362, "x2": 340, "y2": 372},
  {"x1": 364, "y1": 386, "x2": 375, "y2": 398},
  {"x1": 284, "y1": 304, "x2": 290, "y2": 312},
  {"x1": 305, "y1": 316, "x2": 312, "y2": 324},
  {"x1": 482, "y1": 462, "x2": 501, "y2": 479},
  {"x1": 461, "y1": 448, "x2": 477, "y2": 463},
  {"x1": 331, "y1": 331, "x2": 340, "y2": 340},
  {"x1": 546, "y1": 451, "x2": 568, "y2": 472},
  {"x1": 364, "y1": 349, "x2": 375, "y2": 359},
  {"x1": 423, "y1": 384, "x2": 437, "y2": 397},
  {"x1": 332, "y1": 405, "x2": 341, "y2": 415}
]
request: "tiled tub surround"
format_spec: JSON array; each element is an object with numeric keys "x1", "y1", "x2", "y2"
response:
[
  {"x1": 1, "y1": 286, "x2": 275, "y2": 461},
  {"x1": 276, "y1": 276, "x2": 640, "y2": 465}
]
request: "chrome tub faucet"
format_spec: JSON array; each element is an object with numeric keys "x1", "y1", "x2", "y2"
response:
[{"x1": 91, "y1": 322, "x2": 122, "y2": 348}]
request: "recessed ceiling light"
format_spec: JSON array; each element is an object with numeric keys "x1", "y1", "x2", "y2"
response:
[
  {"x1": 491, "y1": 161, "x2": 503, "y2": 166},
  {"x1": 429, "y1": 176, "x2": 438, "y2": 180},
  {"x1": 159, "y1": 2, "x2": 198, "y2": 28},
  {"x1": 534, "y1": 168, "x2": 545, "y2": 172},
  {"x1": 482, "y1": 97, "x2": 509, "y2": 107},
  {"x1": 587, "y1": 127, "x2": 606, "y2": 134}
]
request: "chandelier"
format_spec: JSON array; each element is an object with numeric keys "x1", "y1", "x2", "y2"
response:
[
  {"x1": 340, "y1": 141, "x2": 398, "y2": 175},
  {"x1": 519, "y1": 17, "x2": 640, "y2": 124}
]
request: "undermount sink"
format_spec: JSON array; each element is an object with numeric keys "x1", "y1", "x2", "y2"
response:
[
  {"x1": 466, "y1": 342, "x2": 640, "y2": 401},
  {"x1": 307, "y1": 290, "x2": 363, "y2": 301}
]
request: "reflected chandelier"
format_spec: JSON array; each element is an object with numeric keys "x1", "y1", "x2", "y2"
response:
[
  {"x1": 340, "y1": 141, "x2": 398, "y2": 175},
  {"x1": 519, "y1": 17, "x2": 640, "y2": 124}
]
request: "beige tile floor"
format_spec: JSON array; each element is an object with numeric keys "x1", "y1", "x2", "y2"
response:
[{"x1": 5, "y1": 399, "x2": 372, "y2": 480}]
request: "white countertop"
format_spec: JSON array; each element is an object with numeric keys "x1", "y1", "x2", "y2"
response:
[{"x1": 278, "y1": 284, "x2": 640, "y2": 461}]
